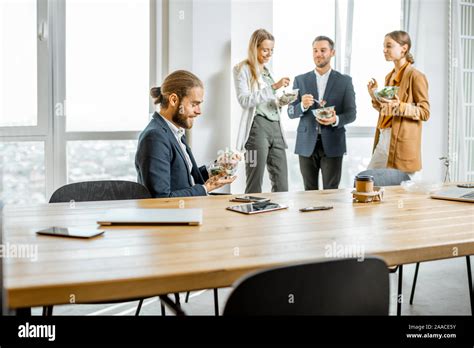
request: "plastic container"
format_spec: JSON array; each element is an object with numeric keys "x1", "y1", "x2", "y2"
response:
[
  {"x1": 401, "y1": 180, "x2": 443, "y2": 194},
  {"x1": 312, "y1": 106, "x2": 335, "y2": 119}
]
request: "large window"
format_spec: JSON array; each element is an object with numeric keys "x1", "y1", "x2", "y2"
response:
[
  {"x1": 64, "y1": 0, "x2": 149, "y2": 187},
  {"x1": 0, "y1": 0, "x2": 152, "y2": 205},
  {"x1": 67, "y1": 140, "x2": 138, "y2": 183},
  {"x1": 273, "y1": 0, "x2": 335, "y2": 134},
  {"x1": 350, "y1": 0, "x2": 402, "y2": 127},
  {"x1": 66, "y1": 0, "x2": 149, "y2": 132},
  {"x1": 272, "y1": 0, "x2": 401, "y2": 191},
  {"x1": 0, "y1": 0, "x2": 48, "y2": 205}
]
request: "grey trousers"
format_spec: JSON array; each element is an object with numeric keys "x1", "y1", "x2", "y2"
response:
[
  {"x1": 299, "y1": 135, "x2": 343, "y2": 190},
  {"x1": 244, "y1": 116, "x2": 288, "y2": 194}
]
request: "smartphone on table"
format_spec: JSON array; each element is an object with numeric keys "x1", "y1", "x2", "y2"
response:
[
  {"x1": 299, "y1": 206, "x2": 333, "y2": 212},
  {"x1": 230, "y1": 195, "x2": 270, "y2": 203}
]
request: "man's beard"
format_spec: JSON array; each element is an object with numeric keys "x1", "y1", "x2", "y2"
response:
[
  {"x1": 172, "y1": 104, "x2": 190, "y2": 129},
  {"x1": 316, "y1": 59, "x2": 330, "y2": 69}
]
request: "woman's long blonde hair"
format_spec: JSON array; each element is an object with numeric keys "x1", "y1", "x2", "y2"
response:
[{"x1": 237, "y1": 29, "x2": 274, "y2": 87}]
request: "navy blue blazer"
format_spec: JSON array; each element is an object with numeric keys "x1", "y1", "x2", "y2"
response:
[
  {"x1": 135, "y1": 113, "x2": 209, "y2": 198},
  {"x1": 288, "y1": 70, "x2": 356, "y2": 157}
]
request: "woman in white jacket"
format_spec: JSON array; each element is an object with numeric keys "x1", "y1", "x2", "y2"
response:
[{"x1": 233, "y1": 29, "x2": 291, "y2": 194}]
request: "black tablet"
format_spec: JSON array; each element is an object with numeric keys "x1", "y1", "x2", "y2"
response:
[{"x1": 226, "y1": 201, "x2": 288, "y2": 215}]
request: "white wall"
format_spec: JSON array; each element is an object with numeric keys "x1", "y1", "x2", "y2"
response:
[
  {"x1": 168, "y1": 0, "x2": 232, "y2": 179},
  {"x1": 191, "y1": 0, "x2": 231, "y2": 164}
]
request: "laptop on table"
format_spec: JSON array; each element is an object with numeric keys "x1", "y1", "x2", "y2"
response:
[
  {"x1": 97, "y1": 208, "x2": 203, "y2": 226},
  {"x1": 430, "y1": 187, "x2": 474, "y2": 203}
]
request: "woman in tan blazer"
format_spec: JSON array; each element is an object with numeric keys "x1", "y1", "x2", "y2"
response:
[{"x1": 367, "y1": 30, "x2": 430, "y2": 175}]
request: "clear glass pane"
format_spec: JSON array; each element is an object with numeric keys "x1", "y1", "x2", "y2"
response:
[
  {"x1": 67, "y1": 140, "x2": 138, "y2": 183},
  {"x1": 341, "y1": 137, "x2": 374, "y2": 188},
  {"x1": 273, "y1": 0, "x2": 336, "y2": 133},
  {"x1": 0, "y1": 142, "x2": 45, "y2": 205},
  {"x1": 0, "y1": 0, "x2": 37, "y2": 127},
  {"x1": 350, "y1": 0, "x2": 401, "y2": 127},
  {"x1": 285, "y1": 137, "x2": 305, "y2": 192},
  {"x1": 65, "y1": 0, "x2": 149, "y2": 132}
]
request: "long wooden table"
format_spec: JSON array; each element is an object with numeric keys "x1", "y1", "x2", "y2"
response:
[{"x1": 3, "y1": 186, "x2": 474, "y2": 309}]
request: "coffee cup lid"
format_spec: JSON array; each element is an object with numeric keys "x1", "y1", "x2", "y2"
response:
[{"x1": 355, "y1": 175, "x2": 374, "y2": 182}]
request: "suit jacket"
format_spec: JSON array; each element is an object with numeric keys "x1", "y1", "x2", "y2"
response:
[
  {"x1": 288, "y1": 69, "x2": 356, "y2": 157},
  {"x1": 371, "y1": 64, "x2": 430, "y2": 172},
  {"x1": 135, "y1": 112, "x2": 209, "y2": 198}
]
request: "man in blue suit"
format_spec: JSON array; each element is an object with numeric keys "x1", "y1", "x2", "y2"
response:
[
  {"x1": 136, "y1": 70, "x2": 235, "y2": 198},
  {"x1": 288, "y1": 36, "x2": 356, "y2": 190}
]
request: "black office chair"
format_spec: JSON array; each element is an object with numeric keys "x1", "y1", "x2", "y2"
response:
[
  {"x1": 44, "y1": 180, "x2": 152, "y2": 316},
  {"x1": 49, "y1": 180, "x2": 151, "y2": 203},
  {"x1": 223, "y1": 257, "x2": 389, "y2": 315},
  {"x1": 357, "y1": 169, "x2": 410, "y2": 315}
]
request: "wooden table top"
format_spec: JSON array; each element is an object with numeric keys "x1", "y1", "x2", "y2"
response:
[{"x1": 3, "y1": 186, "x2": 474, "y2": 308}]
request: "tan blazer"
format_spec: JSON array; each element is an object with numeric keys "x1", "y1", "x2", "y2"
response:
[{"x1": 372, "y1": 64, "x2": 430, "y2": 172}]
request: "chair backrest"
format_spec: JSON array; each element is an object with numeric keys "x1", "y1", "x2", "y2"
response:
[
  {"x1": 357, "y1": 169, "x2": 410, "y2": 187},
  {"x1": 49, "y1": 180, "x2": 151, "y2": 203},
  {"x1": 223, "y1": 257, "x2": 389, "y2": 315}
]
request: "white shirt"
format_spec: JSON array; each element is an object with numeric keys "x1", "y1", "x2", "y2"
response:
[
  {"x1": 315, "y1": 68, "x2": 331, "y2": 102},
  {"x1": 160, "y1": 115, "x2": 195, "y2": 186},
  {"x1": 301, "y1": 68, "x2": 339, "y2": 128}
]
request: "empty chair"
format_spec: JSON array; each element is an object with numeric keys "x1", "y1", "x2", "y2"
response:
[
  {"x1": 356, "y1": 168, "x2": 410, "y2": 187},
  {"x1": 44, "y1": 180, "x2": 152, "y2": 316},
  {"x1": 223, "y1": 257, "x2": 389, "y2": 316}
]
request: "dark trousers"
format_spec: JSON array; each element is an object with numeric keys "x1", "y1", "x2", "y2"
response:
[
  {"x1": 244, "y1": 116, "x2": 288, "y2": 194},
  {"x1": 299, "y1": 136, "x2": 343, "y2": 190}
]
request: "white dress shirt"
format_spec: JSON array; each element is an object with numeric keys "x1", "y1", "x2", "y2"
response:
[
  {"x1": 160, "y1": 115, "x2": 195, "y2": 186},
  {"x1": 301, "y1": 68, "x2": 339, "y2": 128},
  {"x1": 315, "y1": 68, "x2": 331, "y2": 102}
]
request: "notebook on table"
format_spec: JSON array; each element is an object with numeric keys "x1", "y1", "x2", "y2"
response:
[{"x1": 97, "y1": 208, "x2": 203, "y2": 226}]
